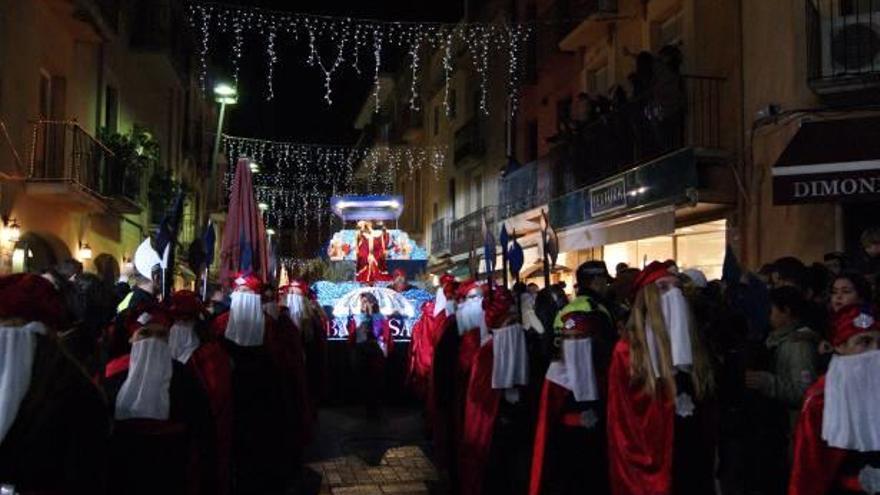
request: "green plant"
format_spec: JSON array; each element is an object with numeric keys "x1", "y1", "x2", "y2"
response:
[{"x1": 99, "y1": 126, "x2": 160, "y2": 199}]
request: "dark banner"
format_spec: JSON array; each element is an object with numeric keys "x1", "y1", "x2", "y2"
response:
[{"x1": 773, "y1": 168, "x2": 880, "y2": 205}]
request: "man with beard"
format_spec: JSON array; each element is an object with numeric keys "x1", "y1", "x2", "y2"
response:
[
  {"x1": 788, "y1": 304, "x2": 880, "y2": 495},
  {"x1": 281, "y1": 279, "x2": 328, "y2": 406},
  {"x1": 530, "y1": 307, "x2": 613, "y2": 495},
  {"x1": 606, "y1": 261, "x2": 716, "y2": 495},
  {"x1": 168, "y1": 290, "x2": 233, "y2": 495},
  {"x1": 104, "y1": 304, "x2": 216, "y2": 495},
  {"x1": 211, "y1": 274, "x2": 310, "y2": 494},
  {"x1": 0, "y1": 274, "x2": 109, "y2": 494},
  {"x1": 460, "y1": 286, "x2": 530, "y2": 495}
]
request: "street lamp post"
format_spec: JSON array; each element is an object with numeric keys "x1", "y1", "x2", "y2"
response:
[{"x1": 210, "y1": 83, "x2": 238, "y2": 206}]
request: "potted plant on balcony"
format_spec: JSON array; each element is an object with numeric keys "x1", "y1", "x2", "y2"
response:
[{"x1": 98, "y1": 125, "x2": 158, "y2": 202}]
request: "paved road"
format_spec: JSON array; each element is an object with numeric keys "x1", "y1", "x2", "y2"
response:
[{"x1": 298, "y1": 406, "x2": 449, "y2": 495}]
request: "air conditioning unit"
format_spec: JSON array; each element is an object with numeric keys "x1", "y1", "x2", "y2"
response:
[{"x1": 820, "y1": 12, "x2": 880, "y2": 78}]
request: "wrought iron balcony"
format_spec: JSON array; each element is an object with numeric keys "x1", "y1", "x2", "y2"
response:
[
  {"x1": 431, "y1": 217, "x2": 451, "y2": 255},
  {"x1": 806, "y1": 0, "x2": 880, "y2": 97},
  {"x1": 453, "y1": 117, "x2": 486, "y2": 166},
  {"x1": 450, "y1": 206, "x2": 496, "y2": 255},
  {"x1": 27, "y1": 120, "x2": 114, "y2": 211},
  {"x1": 498, "y1": 153, "x2": 557, "y2": 220},
  {"x1": 554, "y1": 74, "x2": 724, "y2": 195}
]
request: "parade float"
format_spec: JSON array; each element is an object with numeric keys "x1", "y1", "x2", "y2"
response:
[{"x1": 312, "y1": 195, "x2": 433, "y2": 342}]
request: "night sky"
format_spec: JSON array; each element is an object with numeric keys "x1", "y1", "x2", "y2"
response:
[{"x1": 219, "y1": 0, "x2": 464, "y2": 145}]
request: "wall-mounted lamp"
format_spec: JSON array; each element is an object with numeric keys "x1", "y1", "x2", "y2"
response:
[{"x1": 78, "y1": 242, "x2": 93, "y2": 260}]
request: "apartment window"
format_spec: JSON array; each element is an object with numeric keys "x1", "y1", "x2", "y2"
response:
[
  {"x1": 105, "y1": 86, "x2": 119, "y2": 133},
  {"x1": 449, "y1": 89, "x2": 457, "y2": 119},
  {"x1": 449, "y1": 179, "x2": 456, "y2": 219},
  {"x1": 472, "y1": 174, "x2": 483, "y2": 211},
  {"x1": 434, "y1": 105, "x2": 440, "y2": 135},
  {"x1": 38, "y1": 72, "x2": 51, "y2": 119}
]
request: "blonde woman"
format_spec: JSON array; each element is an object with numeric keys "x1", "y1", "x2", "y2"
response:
[{"x1": 607, "y1": 261, "x2": 716, "y2": 495}]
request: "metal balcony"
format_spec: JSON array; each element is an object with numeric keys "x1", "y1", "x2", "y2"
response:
[
  {"x1": 450, "y1": 206, "x2": 496, "y2": 255},
  {"x1": 498, "y1": 152, "x2": 558, "y2": 220},
  {"x1": 806, "y1": 0, "x2": 880, "y2": 98},
  {"x1": 27, "y1": 120, "x2": 114, "y2": 212},
  {"x1": 430, "y1": 217, "x2": 451, "y2": 256}
]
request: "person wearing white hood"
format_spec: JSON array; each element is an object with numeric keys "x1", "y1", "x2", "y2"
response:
[
  {"x1": 0, "y1": 274, "x2": 109, "y2": 495},
  {"x1": 606, "y1": 261, "x2": 716, "y2": 495},
  {"x1": 210, "y1": 273, "x2": 311, "y2": 494},
  {"x1": 103, "y1": 304, "x2": 216, "y2": 495},
  {"x1": 281, "y1": 279, "x2": 328, "y2": 406},
  {"x1": 789, "y1": 304, "x2": 880, "y2": 495}
]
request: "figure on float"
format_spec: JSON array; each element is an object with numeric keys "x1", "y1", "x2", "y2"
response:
[{"x1": 355, "y1": 220, "x2": 393, "y2": 283}]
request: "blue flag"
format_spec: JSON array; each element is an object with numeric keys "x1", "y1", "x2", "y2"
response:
[{"x1": 509, "y1": 229, "x2": 524, "y2": 279}]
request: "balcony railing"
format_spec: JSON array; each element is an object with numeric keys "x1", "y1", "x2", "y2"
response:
[
  {"x1": 555, "y1": 74, "x2": 724, "y2": 194},
  {"x1": 29, "y1": 120, "x2": 113, "y2": 195},
  {"x1": 450, "y1": 206, "x2": 496, "y2": 254},
  {"x1": 498, "y1": 153, "x2": 557, "y2": 220},
  {"x1": 806, "y1": 0, "x2": 880, "y2": 95},
  {"x1": 431, "y1": 217, "x2": 451, "y2": 255},
  {"x1": 454, "y1": 117, "x2": 486, "y2": 166}
]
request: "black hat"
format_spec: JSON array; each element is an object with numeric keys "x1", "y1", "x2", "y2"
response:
[{"x1": 577, "y1": 261, "x2": 610, "y2": 279}]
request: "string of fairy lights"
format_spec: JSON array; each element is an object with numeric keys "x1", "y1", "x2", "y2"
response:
[
  {"x1": 187, "y1": 1, "x2": 532, "y2": 115},
  {"x1": 222, "y1": 134, "x2": 447, "y2": 239}
]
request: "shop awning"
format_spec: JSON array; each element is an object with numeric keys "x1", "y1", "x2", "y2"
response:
[
  {"x1": 773, "y1": 116, "x2": 880, "y2": 204},
  {"x1": 557, "y1": 206, "x2": 675, "y2": 252}
]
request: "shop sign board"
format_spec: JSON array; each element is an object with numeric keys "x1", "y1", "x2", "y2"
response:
[{"x1": 589, "y1": 178, "x2": 628, "y2": 217}]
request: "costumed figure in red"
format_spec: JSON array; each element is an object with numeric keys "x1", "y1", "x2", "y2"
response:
[
  {"x1": 355, "y1": 220, "x2": 393, "y2": 283},
  {"x1": 211, "y1": 274, "x2": 311, "y2": 494},
  {"x1": 788, "y1": 304, "x2": 880, "y2": 495},
  {"x1": 104, "y1": 303, "x2": 217, "y2": 495},
  {"x1": 606, "y1": 261, "x2": 716, "y2": 495},
  {"x1": 168, "y1": 290, "x2": 234, "y2": 495},
  {"x1": 0, "y1": 274, "x2": 109, "y2": 495},
  {"x1": 348, "y1": 291, "x2": 394, "y2": 414},
  {"x1": 407, "y1": 274, "x2": 454, "y2": 401},
  {"x1": 459, "y1": 286, "x2": 530, "y2": 495},
  {"x1": 391, "y1": 268, "x2": 412, "y2": 293},
  {"x1": 530, "y1": 309, "x2": 614, "y2": 495},
  {"x1": 427, "y1": 274, "x2": 461, "y2": 471},
  {"x1": 281, "y1": 279, "x2": 328, "y2": 407}
]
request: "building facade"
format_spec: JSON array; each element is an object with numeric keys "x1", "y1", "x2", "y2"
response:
[{"x1": 0, "y1": 0, "x2": 214, "y2": 285}]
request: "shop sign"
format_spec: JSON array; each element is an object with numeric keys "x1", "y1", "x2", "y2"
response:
[
  {"x1": 772, "y1": 167, "x2": 880, "y2": 205},
  {"x1": 589, "y1": 178, "x2": 627, "y2": 217}
]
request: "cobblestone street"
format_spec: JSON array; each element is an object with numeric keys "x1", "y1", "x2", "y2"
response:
[{"x1": 301, "y1": 407, "x2": 447, "y2": 495}]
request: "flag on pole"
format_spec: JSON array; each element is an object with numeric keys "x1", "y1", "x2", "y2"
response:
[
  {"x1": 499, "y1": 223, "x2": 509, "y2": 289},
  {"x1": 509, "y1": 229, "x2": 524, "y2": 282},
  {"x1": 540, "y1": 209, "x2": 559, "y2": 269},
  {"x1": 481, "y1": 214, "x2": 496, "y2": 277}
]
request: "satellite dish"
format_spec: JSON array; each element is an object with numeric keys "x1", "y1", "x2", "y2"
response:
[{"x1": 134, "y1": 238, "x2": 161, "y2": 279}]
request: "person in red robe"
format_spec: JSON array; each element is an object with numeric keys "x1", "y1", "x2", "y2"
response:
[
  {"x1": 460, "y1": 286, "x2": 531, "y2": 495},
  {"x1": 211, "y1": 273, "x2": 311, "y2": 494},
  {"x1": 606, "y1": 261, "x2": 716, "y2": 495},
  {"x1": 391, "y1": 268, "x2": 413, "y2": 293},
  {"x1": 104, "y1": 304, "x2": 217, "y2": 495},
  {"x1": 0, "y1": 274, "x2": 109, "y2": 495},
  {"x1": 788, "y1": 304, "x2": 880, "y2": 495},
  {"x1": 426, "y1": 274, "x2": 460, "y2": 471},
  {"x1": 530, "y1": 309, "x2": 614, "y2": 495},
  {"x1": 168, "y1": 290, "x2": 233, "y2": 495},
  {"x1": 281, "y1": 279, "x2": 328, "y2": 407},
  {"x1": 355, "y1": 221, "x2": 393, "y2": 283},
  {"x1": 407, "y1": 276, "x2": 454, "y2": 401}
]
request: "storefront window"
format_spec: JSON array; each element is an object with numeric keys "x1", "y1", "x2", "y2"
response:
[{"x1": 604, "y1": 219, "x2": 727, "y2": 281}]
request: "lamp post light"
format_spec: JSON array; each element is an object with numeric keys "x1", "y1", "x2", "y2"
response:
[{"x1": 210, "y1": 82, "x2": 238, "y2": 209}]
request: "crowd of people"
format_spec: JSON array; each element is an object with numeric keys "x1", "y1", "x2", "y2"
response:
[
  {"x1": 406, "y1": 228, "x2": 880, "y2": 495},
  {"x1": 0, "y1": 264, "x2": 328, "y2": 495}
]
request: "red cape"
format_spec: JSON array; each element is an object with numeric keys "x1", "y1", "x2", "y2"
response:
[
  {"x1": 454, "y1": 327, "x2": 483, "y2": 455},
  {"x1": 211, "y1": 311, "x2": 313, "y2": 449},
  {"x1": 788, "y1": 375, "x2": 862, "y2": 495},
  {"x1": 528, "y1": 379, "x2": 570, "y2": 495},
  {"x1": 427, "y1": 317, "x2": 459, "y2": 468},
  {"x1": 607, "y1": 339, "x2": 674, "y2": 495},
  {"x1": 407, "y1": 302, "x2": 447, "y2": 400},
  {"x1": 188, "y1": 341, "x2": 233, "y2": 495},
  {"x1": 459, "y1": 339, "x2": 501, "y2": 495}
]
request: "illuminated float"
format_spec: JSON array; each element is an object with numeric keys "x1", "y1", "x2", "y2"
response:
[{"x1": 314, "y1": 195, "x2": 432, "y2": 341}]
